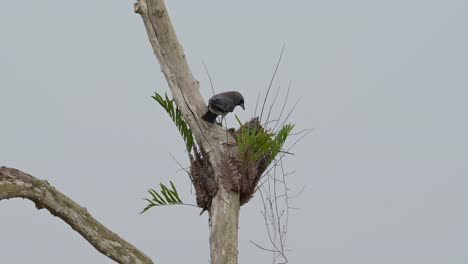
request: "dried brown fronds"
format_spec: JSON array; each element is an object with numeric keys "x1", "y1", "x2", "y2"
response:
[
  {"x1": 189, "y1": 144, "x2": 217, "y2": 213},
  {"x1": 216, "y1": 117, "x2": 293, "y2": 206}
]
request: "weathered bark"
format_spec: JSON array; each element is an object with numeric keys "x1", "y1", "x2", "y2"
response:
[
  {"x1": 0, "y1": 167, "x2": 153, "y2": 264},
  {"x1": 134, "y1": 1, "x2": 240, "y2": 263}
]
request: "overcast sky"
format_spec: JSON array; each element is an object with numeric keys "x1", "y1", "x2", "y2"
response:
[{"x1": 1, "y1": 0, "x2": 468, "y2": 263}]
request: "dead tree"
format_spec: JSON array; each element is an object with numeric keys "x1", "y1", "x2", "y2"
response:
[
  {"x1": 133, "y1": 1, "x2": 243, "y2": 263},
  {"x1": 1, "y1": 1, "x2": 297, "y2": 263}
]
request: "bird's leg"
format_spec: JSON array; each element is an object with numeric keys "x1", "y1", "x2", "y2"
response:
[{"x1": 216, "y1": 116, "x2": 224, "y2": 126}]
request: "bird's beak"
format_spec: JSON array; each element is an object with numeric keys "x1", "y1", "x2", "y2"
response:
[{"x1": 240, "y1": 103, "x2": 245, "y2": 110}]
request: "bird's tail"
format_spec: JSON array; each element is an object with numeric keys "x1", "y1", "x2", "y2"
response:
[{"x1": 202, "y1": 110, "x2": 217, "y2": 123}]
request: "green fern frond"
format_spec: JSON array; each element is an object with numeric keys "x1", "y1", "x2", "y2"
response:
[
  {"x1": 235, "y1": 116, "x2": 294, "y2": 165},
  {"x1": 270, "y1": 123, "x2": 294, "y2": 162},
  {"x1": 152, "y1": 92, "x2": 194, "y2": 152},
  {"x1": 141, "y1": 180, "x2": 183, "y2": 214}
]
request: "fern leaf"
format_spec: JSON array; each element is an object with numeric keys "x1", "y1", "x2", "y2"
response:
[
  {"x1": 152, "y1": 92, "x2": 194, "y2": 152},
  {"x1": 141, "y1": 181, "x2": 184, "y2": 214}
]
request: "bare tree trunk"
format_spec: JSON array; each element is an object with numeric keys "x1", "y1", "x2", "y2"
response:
[
  {"x1": 0, "y1": 167, "x2": 153, "y2": 264},
  {"x1": 134, "y1": 1, "x2": 240, "y2": 263}
]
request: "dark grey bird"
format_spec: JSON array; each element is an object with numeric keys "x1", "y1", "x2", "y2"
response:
[{"x1": 202, "y1": 91, "x2": 245, "y2": 123}]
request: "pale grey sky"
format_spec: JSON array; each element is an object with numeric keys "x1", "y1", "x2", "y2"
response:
[{"x1": 1, "y1": 0, "x2": 468, "y2": 263}]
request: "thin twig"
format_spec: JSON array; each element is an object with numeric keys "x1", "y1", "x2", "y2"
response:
[
  {"x1": 202, "y1": 61, "x2": 215, "y2": 96},
  {"x1": 260, "y1": 45, "x2": 285, "y2": 123},
  {"x1": 256, "y1": 128, "x2": 312, "y2": 190},
  {"x1": 255, "y1": 163, "x2": 290, "y2": 264},
  {"x1": 272, "y1": 81, "x2": 291, "y2": 132},
  {"x1": 168, "y1": 152, "x2": 191, "y2": 176},
  {"x1": 254, "y1": 90, "x2": 262, "y2": 118},
  {"x1": 265, "y1": 85, "x2": 282, "y2": 129},
  {"x1": 250, "y1": 241, "x2": 280, "y2": 253},
  {"x1": 274, "y1": 98, "x2": 300, "y2": 134},
  {"x1": 288, "y1": 128, "x2": 311, "y2": 136}
]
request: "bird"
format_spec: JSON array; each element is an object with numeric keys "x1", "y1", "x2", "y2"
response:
[{"x1": 202, "y1": 91, "x2": 245, "y2": 123}]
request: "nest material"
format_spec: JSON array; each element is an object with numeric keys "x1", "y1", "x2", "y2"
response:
[
  {"x1": 189, "y1": 117, "x2": 273, "y2": 210},
  {"x1": 189, "y1": 145, "x2": 217, "y2": 213},
  {"x1": 219, "y1": 155, "x2": 266, "y2": 205},
  {"x1": 221, "y1": 117, "x2": 271, "y2": 205}
]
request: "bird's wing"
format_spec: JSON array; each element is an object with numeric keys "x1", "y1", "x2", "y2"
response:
[{"x1": 209, "y1": 97, "x2": 234, "y2": 112}]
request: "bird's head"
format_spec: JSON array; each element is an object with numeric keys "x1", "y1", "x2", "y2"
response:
[{"x1": 231, "y1": 91, "x2": 245, "y2": 110}]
